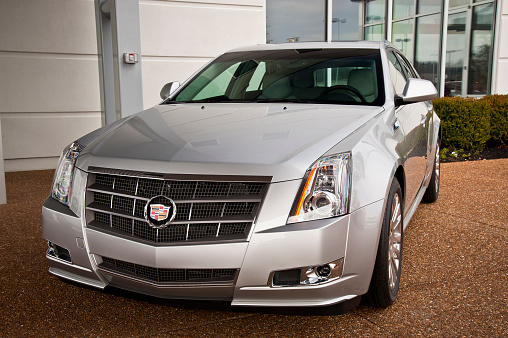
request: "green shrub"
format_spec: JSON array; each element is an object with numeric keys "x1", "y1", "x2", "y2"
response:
[
  {"x1": 482, "y1": 95, "x2": 508, "y2": 145},
  {"x1": 433, "y1": 97, "x2": 491, "y2": 151}
]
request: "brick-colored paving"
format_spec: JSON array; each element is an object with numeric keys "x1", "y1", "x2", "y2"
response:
[{"x1": 1, "y1": 159, "x2": 506, "y2": 336}]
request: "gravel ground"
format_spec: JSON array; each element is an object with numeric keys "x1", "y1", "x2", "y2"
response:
[{"x1": 0, "y1": 159, "x2": 507, "y2": 337}]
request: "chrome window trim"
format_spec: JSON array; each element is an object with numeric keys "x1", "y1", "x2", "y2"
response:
[{"x1": 87, "y1": 166, "x2": 272, "y2": 183}]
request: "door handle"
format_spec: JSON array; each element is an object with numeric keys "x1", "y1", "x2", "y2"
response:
[
  {"x1": 420, "y1": 114, "x2": 426, "y2": 126},
  {"x1": 393, "y1": 118, "x2": 400, "y2": 133}
]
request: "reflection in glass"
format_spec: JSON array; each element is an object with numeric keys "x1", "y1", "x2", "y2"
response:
[
  {"x1": 365, "y1": 24, "x2": 384, "y2": 41},
  {"x1": 445, "y1": 12, "x2": 467, "y2": 96},
  {"x1": 449, "y1": 0, "x2": 469, "y2": 8},
  {"x1": 392, "y1": 19, "x2": 414, "y2": 62},
  {"x1": 417, "y1": 0, "x2": 442, "y2": 14},
  {"x1": 266, "y1": 0, "x2": 326, "y2": 43},
  {"x1": 393, "y1": 0, "x2": 414, "y2": 20},
  {"x1": 468, "y1": 3, "x2": 494, "y2": 95},
  {"x1": 415, "y1": 14, "x2": 441, "y2": 89},
  {"x1": 331, "y1": 0, "x2": 362, "y2": 41},
  {"x1": 365, "y1": 0, "x2": 386, "y2": 24}
]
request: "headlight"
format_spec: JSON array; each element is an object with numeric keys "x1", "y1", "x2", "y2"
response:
[
  {"x1": 287, "y1": 152, "x2": 351, "y2": 224},
  {"x1": 51, "y1": 142, "x2": 85, "y2": 206}
]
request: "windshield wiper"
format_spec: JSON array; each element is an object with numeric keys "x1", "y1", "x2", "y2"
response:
[{"x1": 166, "y1": 95, "x2": 231, "y2": 104}]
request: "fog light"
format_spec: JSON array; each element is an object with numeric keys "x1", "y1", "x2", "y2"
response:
[
  {"x1": 316, "y1": 264, "x2": 332, "y2": 278},
  {"x1": 269, "y1": 258, "x2": 344, "y2": 287}
]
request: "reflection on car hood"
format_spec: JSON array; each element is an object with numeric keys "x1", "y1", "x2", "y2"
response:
[{"x1": 77, "y1": 103, "x2": 383, "y2": 182}]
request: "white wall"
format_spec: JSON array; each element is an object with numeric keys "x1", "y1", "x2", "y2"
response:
[
  {"x1": 140, "y1": 0, "x2": 265, "y2": 107},
  {"x1": 494, "y1": 0, "x2": 508, "y2": 94},
  {"x1": 0, "y1": 0, "x2": 101, "y2": 171},
  {"x1": 0, "y1": 0, "x2": 265, "y2": 172}
]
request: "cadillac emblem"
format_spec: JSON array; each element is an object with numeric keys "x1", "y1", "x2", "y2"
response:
[{"x1": 144, "y1": 195, "x2": 177, "y2": 228}]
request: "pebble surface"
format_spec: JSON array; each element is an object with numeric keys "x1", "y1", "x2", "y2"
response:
[{"x1": 0, "y1": 159, "x2": 506, "y2": 336}]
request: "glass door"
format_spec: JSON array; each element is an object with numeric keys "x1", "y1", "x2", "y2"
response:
[
  {"x1": 467, "y1": 3, "x2": 495, "y2": 95},
  {"x1": 445, "y1": 10, "x2": 469, "y2": 97},
  {"x1": 444, "y1": 2, "x2": 496, "y2": 97}
]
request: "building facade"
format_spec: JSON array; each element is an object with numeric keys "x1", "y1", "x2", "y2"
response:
[
  {"x1": 0, "y1": 0, "x2": 506, "y2": 174},
  {"x1": 0, "y1": 0, "x2": 265, "y2": 172},
  {"x1": 266, "y1": 0, "x2": 506, "y2": 97}
]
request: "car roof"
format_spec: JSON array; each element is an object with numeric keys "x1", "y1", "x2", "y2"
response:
[{"x1": 227, "y1": 41, "x2": 385, "y2": 53}]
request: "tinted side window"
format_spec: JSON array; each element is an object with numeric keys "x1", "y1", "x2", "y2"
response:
[
  {"x1": 387, "y1": 51, "x2": 407, "y2": 95},
  {"x1": 396, "y1": 53, "x2": 418, "y2": 79}
]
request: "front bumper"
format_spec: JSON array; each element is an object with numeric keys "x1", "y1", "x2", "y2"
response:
[{"x1": 42, "y1": 177, "x2": 385, "y2": 307}]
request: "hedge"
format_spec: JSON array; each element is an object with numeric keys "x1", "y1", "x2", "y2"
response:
[
  {"x1": 482, "y1": 95, "x2": 508, "y2": 144},
  {"x1": 432, "y1": 95, "x2": 508, "y2": 152}
]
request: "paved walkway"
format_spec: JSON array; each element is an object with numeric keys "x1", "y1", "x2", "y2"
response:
[{"x1": 0, "y1": 159, "x2": 507, "y2": 336}]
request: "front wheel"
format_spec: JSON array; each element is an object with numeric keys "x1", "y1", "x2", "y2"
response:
[{"x1": 367, "y1": 178, "x2": 403, "y2": 308}]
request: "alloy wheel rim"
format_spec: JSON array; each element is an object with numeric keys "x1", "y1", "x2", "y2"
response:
[{"x1": 388, "y1": 193, "x2": 402, "y2": 291}]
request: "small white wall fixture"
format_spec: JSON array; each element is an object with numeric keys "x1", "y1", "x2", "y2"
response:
[{"x1": 95, "y1": 0, "x2": 144, "y2": 126}]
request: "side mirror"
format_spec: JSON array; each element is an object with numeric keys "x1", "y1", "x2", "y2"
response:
[
  {"x1": 160, "y1": 81, "x2": 180, "y2": 100},
  {"x1": 400, "y1": 78, "x2": 437, "y2": 104}
]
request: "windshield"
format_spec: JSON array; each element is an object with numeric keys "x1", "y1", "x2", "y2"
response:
[{"x1": 169, "y1": 48, "x2": 385, "y2": 106}]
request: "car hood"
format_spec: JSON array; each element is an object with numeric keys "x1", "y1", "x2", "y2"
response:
[{"x1": 77, "y1": 103, "x2": 383, "y2": 182}]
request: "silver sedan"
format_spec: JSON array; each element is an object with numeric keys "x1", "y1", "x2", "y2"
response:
[{"x1": 43, "y1": 41, "x2": 440, "y2": 310}]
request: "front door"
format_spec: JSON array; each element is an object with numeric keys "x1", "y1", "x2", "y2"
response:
[{"x1": 387, "y1": 50, "x2": 430, "y2": 215}]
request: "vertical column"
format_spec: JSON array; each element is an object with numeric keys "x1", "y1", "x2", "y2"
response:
[
  {"x1": 326, "y1": 0, "x2": 333, "y2": 42},
  {"x1": 440, "y1": 0, "x2": 450, "y2": 97},
  {"x1": 386, "y1": 0, "x2": 393, "y2": 41},
  {"x1": 95, "y1": 0, "x2": 143, "y2": 126},
  {"x1": 0, "y1": 116, "x2": 6, "y2": 204},
  {"x1": 95, "y1": 0, "x2": 116, "y2": 125},
  {"x1": 491, "y1": 0, "x2": 502, "y2": 94}
]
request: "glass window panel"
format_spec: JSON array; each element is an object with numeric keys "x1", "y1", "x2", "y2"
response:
[
  {"x1": 365, "y1": 24, "x2": 384, "y2": 41},
  {"x1": 449, "y1": 0, "x2": 470, "y2": 8},
  {"x1": 415, "y1": 14, "x2": 441, "y2": 89},
  {"x1": 365, "y1": 0, "x2": 386, "y2": 24},
  {"x1": 417, "y1": 0, "x2": 442, "y2": 14},
  {"x1": 174, "y1": 49, "x2": 386, "y2": 106},
  {"x1": 387, "y1": 51, "x2": 408, "y2": 95},
  {"x1": 468, "y1": 3, "x2": 494, "y2": 95},
  {"x1": 393, "y1": 0, "x2": 415, "y2": 20},
  {"x1": 445, "y1": 12, "x2": 467, "y2": 96},
  {"x1": 397, "y1": 53, "x2": 418, "y2": 78},
  {"x1": 246, "y1": 62, "x2": 266, "y2": 91},
  {"x1": 392, "y1": 19, "x2": 414, "y2": 63},
  {"x1": 266, "y1": 0, "x2": 326, "y2": 43},
  {"x1": 193, "y1": 63, "x2": 241, "y2": 100},
  {"x1": 331, "y1": 0, "x2": 362, "y2": 41}
]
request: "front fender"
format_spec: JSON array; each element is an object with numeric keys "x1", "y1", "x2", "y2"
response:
[{"x1": 324, "y1": 107, "x2": 404, "y2": 294}]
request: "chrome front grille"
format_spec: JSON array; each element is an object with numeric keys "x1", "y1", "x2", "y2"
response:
[
  {"x1": 99, "y1": 257, "x2": 238, "y2": 284},
  {"x1": 85, "y1": 167, "x2": 270, "y2": 244}
]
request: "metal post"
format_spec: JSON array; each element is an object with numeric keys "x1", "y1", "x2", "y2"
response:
[
  {"x1": 386, "y1": 0, "x2": 393, "y2": 41},
  {"x1": 326, "y1": 0, "x2": 332, "y2": 42},
  {"x1": 491, "y1": 0, "x2": 502, "y2": 94},
  {"x1": 95, "y1": 0, "x2": 143, "y2": 126},
  {"x1": 440, "y1": 0, "x2": 450, "y2": 97}
]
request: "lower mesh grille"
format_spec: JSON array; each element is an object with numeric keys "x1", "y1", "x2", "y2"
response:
[
  {"x1": 99, "y1": 257, "x2": 238, "y2": 284},
  {"x1": 272, "y1": 269, "x2": 301, "y2": 286}
]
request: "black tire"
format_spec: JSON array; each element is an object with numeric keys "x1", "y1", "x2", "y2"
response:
[
  {"x1": 367, "y1": 178, "x2": 403, "y2": 308},
  {"x1": 422, "y1": 141, "x2": 440, "y2": 203}
]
